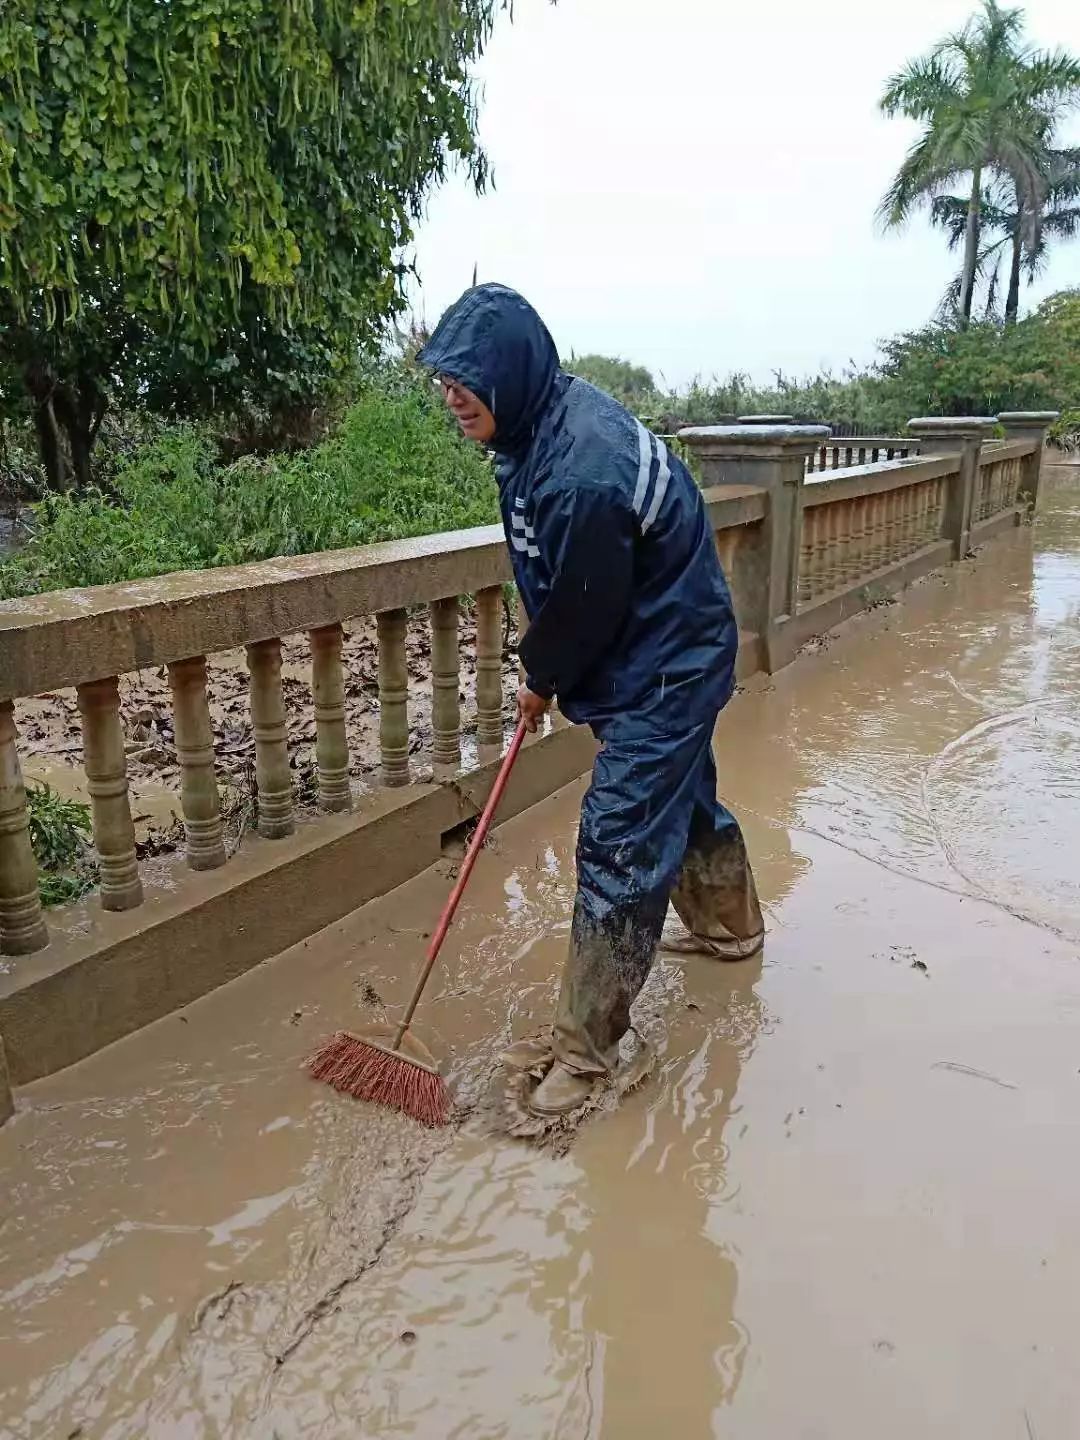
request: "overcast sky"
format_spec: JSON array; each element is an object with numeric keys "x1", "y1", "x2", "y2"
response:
[{"x1": 409, "y1": 0, "x2": 1080, "y2": 389}]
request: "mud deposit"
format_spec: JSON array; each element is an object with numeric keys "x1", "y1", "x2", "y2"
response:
[{"x1": 3, "y1": 471, "x2": 1080, "y2": 1438}]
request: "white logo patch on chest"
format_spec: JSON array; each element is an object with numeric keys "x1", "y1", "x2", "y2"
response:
[{"x1": 510, "y1": 510, "x2": 539, "y2": 557}]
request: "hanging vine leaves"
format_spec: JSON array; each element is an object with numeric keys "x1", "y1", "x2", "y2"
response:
[{"x1": 0, "y1": 0, "x2": 503, "y2": 482}]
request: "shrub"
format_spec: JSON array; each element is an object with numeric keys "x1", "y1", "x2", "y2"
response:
[{"x1": 25, "y1": 782, "x2": 97, "y2": 906}]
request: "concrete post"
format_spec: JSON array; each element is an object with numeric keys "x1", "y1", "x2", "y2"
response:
[
  {"x1": 997, "y1": 412, "x2": 1059, "y2": 512},
  {"x1": 474, "y1": 587, "x2": 504, "y2": 748},
  {"x1": 907, "y1": 418, "x2": 995, "y2": 558},
  {"x1": 167, "y1": 655, "x2": 227, "y2": 869},
  {"x1": 77, "y1": 676, "x2": 144, "y2": 910},
  {"x1": 677, "y1": 425, "x2": 829, "y2": 670},
  {"x1": 376, "y1": 609, "x2": 410, "y2": 787},
  {"x1": 309, "y1": 624, "x2": 352, "y2": 813},
  {"x1": 245, "y1": 639, "x2": 295, "y2": 838},
  {"x1": 0, "y1": 700, "x2": 48, "y2": 955}
]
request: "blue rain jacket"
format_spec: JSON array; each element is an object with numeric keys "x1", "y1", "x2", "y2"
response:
[{"x1": 420, "y1": 284, "x2": 738, "y2": 731}]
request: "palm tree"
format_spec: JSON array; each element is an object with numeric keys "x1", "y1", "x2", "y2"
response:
[
  {"x1": 931, "y1": 148, "x2": 1080, "y2": 321},
  {"x1": 878, "y1": 1, "x2": 1080, "y2": 326}
]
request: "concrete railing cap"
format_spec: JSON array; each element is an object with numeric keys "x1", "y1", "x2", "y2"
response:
[
  {"x1": 997, "y1": 411, "x2": 1060, "y2": 423},
  {"x1": 737, "y1": 414, "x2": 795, "y2": 424},
  {"x1": 677, "y1": 424, "x2": 831, "y2": 448},
  {"x1": 907, "y1": 416, "x2": 996, "y2": 436}
]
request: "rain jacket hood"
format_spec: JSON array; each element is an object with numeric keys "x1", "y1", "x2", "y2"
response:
[{"x1": 418, "y1": 284, "x2": 559, "y2": 456}]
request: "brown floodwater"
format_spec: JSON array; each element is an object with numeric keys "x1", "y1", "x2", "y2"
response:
[{"x1": 3, "y1": 468, "x2": 1080, "y2": 1439}]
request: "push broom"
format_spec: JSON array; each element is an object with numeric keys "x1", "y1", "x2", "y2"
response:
[{"x1": 307, "y1": 720, "x2": 529, "y2": 1126}]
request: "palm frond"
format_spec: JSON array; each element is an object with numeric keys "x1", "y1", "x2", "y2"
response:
[
  {"x1": 1014, "y1": 49, "x2": 1080, "y2": 110},
  {"x1": 879, "y1": 55, "x2": 959, "y2": 119},
  {"x1": 876, "y1": 135, "x2": 969, "y2": 230}
]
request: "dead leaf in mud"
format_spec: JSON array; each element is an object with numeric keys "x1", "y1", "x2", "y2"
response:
[{"x1": 356, "y1": 980, "x2": 384, "y2": 1008}]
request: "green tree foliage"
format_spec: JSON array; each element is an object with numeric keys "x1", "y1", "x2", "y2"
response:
[
  {"x1": 878, "y1": 1, "x2": 1080, "y2": 325},
  {"x1": 873, "y1": 288, "x2": 1080, "y2": 423},
  {"x1": 0, "y1": 0, "x2": 503, "y2": 488},
  {"x1": 0, "y1": 367, "x2": 497, "y2": 597},
  {"x1": 562, "y1": 353, "x2": 659, "y2": 411}
]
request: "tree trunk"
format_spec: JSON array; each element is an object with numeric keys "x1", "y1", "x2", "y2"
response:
[
  {"x1": 1005, "y1": 220, "x2": 1022, "y2": 325},
  {"x1": 22, "y1": 362, "x2": 105, "y2": 494},
  {"x1": 31, "y1": 397, "x2": 70, "y2": 492},
  {"x1": 24, "y1": 362, "x2": 73, "y2": 492},
  {"x1": 958, "y1": 165, "x2": 983, "y2": 328}
]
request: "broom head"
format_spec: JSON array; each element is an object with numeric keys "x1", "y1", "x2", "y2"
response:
[{"x1": 307, "y1": 1026, "x2": 451, "y2": 1127}]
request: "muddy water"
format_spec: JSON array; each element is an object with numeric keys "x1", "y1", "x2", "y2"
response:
[{"x1": 3, "y1": 471, "x2": 1080, "y2": 1438}]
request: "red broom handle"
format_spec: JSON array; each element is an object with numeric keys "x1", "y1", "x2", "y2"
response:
[{"x1": 392, "y1": 720, "x2": 529, "y2": 1047}]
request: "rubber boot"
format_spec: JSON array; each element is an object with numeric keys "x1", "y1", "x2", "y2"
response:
[
  {"x1": 529, "y1": 1061, "x2": 598, "y2": 1117},
  {"x1": 667, "y1": 825, "x2": 764, "y2": 959},
  {"x1": 501, "y1": 1035, "x2": 557, "y2": 1075},
  {"x1": 660, "y1": 917, "x2": 764, "y2": 961}
]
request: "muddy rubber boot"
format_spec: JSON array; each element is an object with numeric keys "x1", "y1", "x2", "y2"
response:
[
  {"x1": 660, "y1": 917, "x2": 764, "y2": 961},
  {"x1": 500, "y1": 1036, "x2": 557, "y2": 1075},
  {"x1": 528, "y1": 1061, "x2": 598, "y2": 1118}
]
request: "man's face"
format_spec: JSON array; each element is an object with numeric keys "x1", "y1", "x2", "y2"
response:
[{"x1": 437, "y1": 375, "x2": 496, "y2": 444}]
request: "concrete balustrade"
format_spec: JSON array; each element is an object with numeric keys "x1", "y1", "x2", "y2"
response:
[
  {"x1": 0, "y1": 419, "x2": 1056, "y2": 1106},
  {"x1": 677, "y1": 424, "x2": 829, "y2": 668},
  {"x1": 167, "y1": 655, "x2": 228, "y2": 870},
  {"x1": 806, "y1": 437, "x2": 918, "y2": 474}
]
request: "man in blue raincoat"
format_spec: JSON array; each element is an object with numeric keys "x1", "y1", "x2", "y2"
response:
[{"x1": 422, "y1": 284, "x2": 763, "y2": 1117}]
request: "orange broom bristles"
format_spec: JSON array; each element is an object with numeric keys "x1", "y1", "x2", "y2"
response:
[{"x1": 307, "y1": 1031, "x2": 451, "y2": 1127}]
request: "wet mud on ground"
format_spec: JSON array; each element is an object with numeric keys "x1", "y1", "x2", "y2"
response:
[{"x1": 3, "y1": 469, "x2": 1080, "y2": 1438}]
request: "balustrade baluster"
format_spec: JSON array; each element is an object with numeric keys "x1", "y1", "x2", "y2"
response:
[
  {"x1": 873, "y1": 492, "x2": 891, "y2": 569},
  {"x1": 246, "y1": 639, "x2": 294, "y2": 838},
  {"x1": 310, "y1": 623, "x2": 352, "y2": 813},
  {"x1": 377, "y1": 609, "x2": 410, "y2": 787},
  {"x1": 0, "y1": 701, "x2": 48, "y2": 955},
  {"x1": 475, "y1": 587, "x2": 504, "y2": 748},
  {"x1": 430, "y1": 596, "x2": 461, "y2": 769},
  {"x1": 902, "y1": 485, "x2": 917, "y2": 558},
  {"x1": 852, "y1": 495, "x2": 869, "y2": 584},
  {"x1": 77, "y1": 677, "x2": 143, "y2": 910},
  {"x1": 889, "y1": 488, "x2": 905, "y2": 561},
  {"x1": 799, "y1": 506, "x2": 818, "y2": 602},
  {"x1": 167, "y1": 656, "x2": 227, "y2": 870}
]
